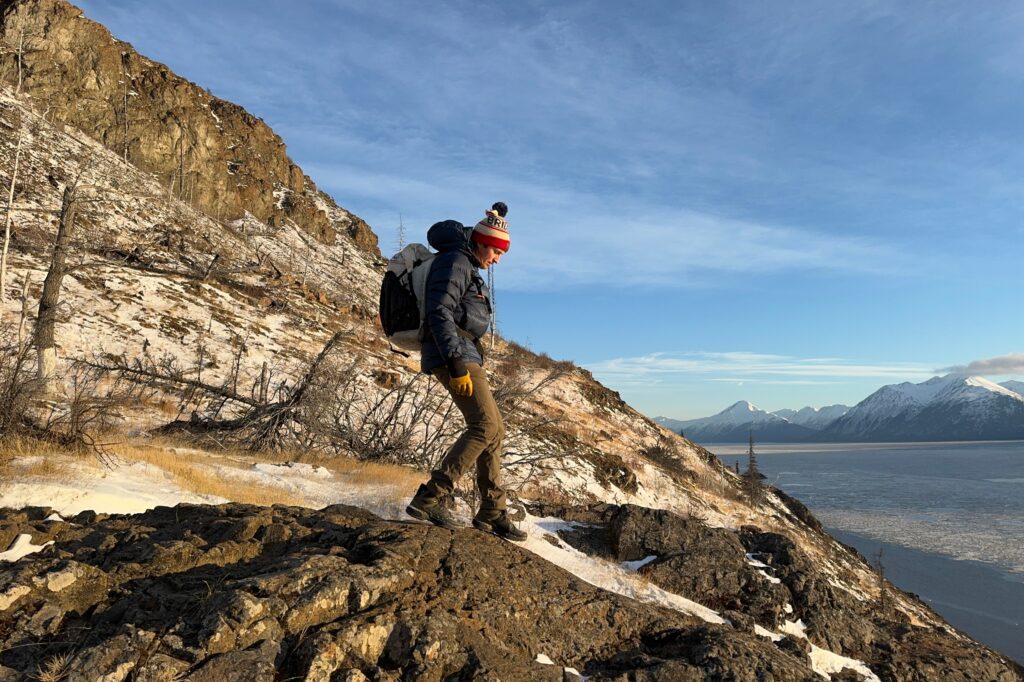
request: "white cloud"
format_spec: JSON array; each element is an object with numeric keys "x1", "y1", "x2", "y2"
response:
[
  {"x1": 941, "y1": 353, "x2": 1024, "y2": 376},
  {"x1": 588, "y1": 351, "x2": 934, "y2": 381},
  {"x1": 308, "y1": 162, "x2": 904, "y2": 291}
]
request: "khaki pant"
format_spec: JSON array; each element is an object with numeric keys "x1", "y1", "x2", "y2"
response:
[{"x1": 427, "y1": 363, "x2": 507, "y2": 517}]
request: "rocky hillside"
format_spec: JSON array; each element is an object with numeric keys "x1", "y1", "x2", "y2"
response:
[
  {"x1": 0, "y1": 1, "x2": 1022, "y2": 679},
  {"x1": 0, "y1": 0, "x2": 378, "y2": 253}
]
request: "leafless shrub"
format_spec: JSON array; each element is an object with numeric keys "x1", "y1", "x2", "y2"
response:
[
  {"x1": 293, "y1": 357, "x2": 456, "y2": 465},
  {"x1": 35, "y1": 359, "x2": 153, "y2": 461},
  {"x1": 83, "y1": 333, "x2": 460, "y2": 466},
  {"x1": 640, "y1": 436, "x2": 694, "y2": 482},
  {"x1": 0, "y1": 321, "x2": 40, "y2": 440}
]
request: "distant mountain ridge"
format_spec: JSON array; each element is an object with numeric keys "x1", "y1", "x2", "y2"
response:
[
  {"x1": 655, "y1": 401, "x2": 820, "y2": 443},
  {"x1": 656, "y1": 375, "x2": 1024, "y2": 443},
  {"x1": 774, "y1": 404, "x2": 850, "y2": 430}
]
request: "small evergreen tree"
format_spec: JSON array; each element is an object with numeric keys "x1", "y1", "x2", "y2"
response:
[{"x1": 743, "y1": 431, "x2": 764, "y2": 504}]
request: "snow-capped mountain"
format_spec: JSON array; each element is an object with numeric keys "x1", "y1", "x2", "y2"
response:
[
  {"x1": 656, "y1": 401, "x2": 818, "y2": 443},
  {"x1": 826, "y1": 374, "x2": 1024, "y2": 441},
  {"x1": 773, "y1": 404, "x2": 849, "y2": 430}
]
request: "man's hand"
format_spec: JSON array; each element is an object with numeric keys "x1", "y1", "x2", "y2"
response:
[{"x1": 450, "y1": 372, "x2": 473, "y2": 397}]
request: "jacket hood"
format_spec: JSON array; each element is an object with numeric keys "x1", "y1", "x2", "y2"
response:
[{"x1": 427, "y1": 220, "x2": 474, "y2": 256}]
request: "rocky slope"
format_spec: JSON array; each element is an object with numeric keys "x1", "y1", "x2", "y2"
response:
[
  {"x1": 0, "y1": 1, "x2": 1021, "y2": 679},
  {"x1": 1, "y1": 503, "x2": 1019, "y2": 681},
  {"x1": 0, "y1": 0, "x2": 378, "y2": 254}
]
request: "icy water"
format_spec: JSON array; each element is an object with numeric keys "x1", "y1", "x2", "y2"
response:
[{"x1": 711, "y1": 440, "x2": 1024, "y2": 663}]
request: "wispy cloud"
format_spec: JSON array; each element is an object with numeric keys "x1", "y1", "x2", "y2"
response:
[
  {"x1": 307, "y1": 162, "x2": 906, "y2": 291},
  {"x1": 589, "y1": 351, "x2": 934, "y2": 381},
  {"x1": 941, "y1": 353, "x2": 1024, "y2": 376}
]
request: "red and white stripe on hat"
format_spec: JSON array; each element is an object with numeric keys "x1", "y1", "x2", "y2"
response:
[{"x1": 471, "y1": 210, "x2": 511, "y2": 252}]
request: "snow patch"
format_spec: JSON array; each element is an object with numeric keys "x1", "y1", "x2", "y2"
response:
[
  {"x1": 754, "y1": 621, "x2": 880, "y2": 681},
  {"x1": 623, "y1": 555, "x2": 658, "y2": 571},
  {"x1": 0, "y1": 460, "x2": 222, "y2": 515},
  {"x1": 0, "y1": 534, "x2": 54, "y2": 563},
  {"x1": 780, "y1": 618, "x2": 808, "y2": 638}
]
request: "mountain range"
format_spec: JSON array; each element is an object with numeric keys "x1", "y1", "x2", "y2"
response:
[{"x1": 657, "y1": 374, "x2": 1024, "y2": 443}]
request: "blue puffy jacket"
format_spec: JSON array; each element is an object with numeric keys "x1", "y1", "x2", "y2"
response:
[{"x1": 420, "y1": 220, "x2": 491, "y2": 375}]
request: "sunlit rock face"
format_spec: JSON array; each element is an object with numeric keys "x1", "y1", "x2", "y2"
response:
[{"x1": 0, "y1": 0, "x2": 379, "y2": 256}]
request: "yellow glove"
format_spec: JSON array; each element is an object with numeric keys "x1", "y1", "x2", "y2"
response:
[{"x1": 450, "y1": 372, "x2": 473, "y2": 397}]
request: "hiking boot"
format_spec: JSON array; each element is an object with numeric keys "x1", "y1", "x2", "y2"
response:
[
  {"x1": 406, "y1": 484, "x2": 460, "y2": 530},
  {"x1": 473, "y1": 511, "x2": 527, "y2": 542}
]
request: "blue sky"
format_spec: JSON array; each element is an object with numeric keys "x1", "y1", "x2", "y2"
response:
[{"x1": 76, "y1": 1, "x2": 1024, "y2": 418}]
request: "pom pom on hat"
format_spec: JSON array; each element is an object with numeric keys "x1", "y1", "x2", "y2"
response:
[{"x1": 471, "y1": 205, "x2": 510, "y2": 252}]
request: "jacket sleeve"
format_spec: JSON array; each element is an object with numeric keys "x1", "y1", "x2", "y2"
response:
[{"x1": 424, "y1": 252, "x2": 473, "y2": 375}]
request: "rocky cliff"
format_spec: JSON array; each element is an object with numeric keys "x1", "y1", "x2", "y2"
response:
[{"x1": 0, "y1": 0, "x2": 379, "y2": 254}]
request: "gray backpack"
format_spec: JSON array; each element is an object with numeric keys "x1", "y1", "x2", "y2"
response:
[{"x1": 378, "y1": 243, "x2": 435, "y2": 351}]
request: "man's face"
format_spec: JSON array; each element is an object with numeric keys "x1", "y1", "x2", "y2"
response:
[{"x1": 474, "y1": 243, "x2": 505, "y2": 268}]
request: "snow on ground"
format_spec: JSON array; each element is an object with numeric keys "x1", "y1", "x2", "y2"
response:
[
  {"x1": 208, "y1": 460, "x2": 412, "y2": 521},
  {"x1": 535, "y1": 653, "x2": 587, "y2": 680},
  {"x1": 623, "y1": 555, "x2": 658, "y2": 571},
  {"x1": 0, "y1": 458, "x2": 221, "y2": 516},
  {"x1": 0, "y1": 534, "x2": 54, "y2": 562},
  {"x1": 755, "y1": 623, "x2": 881, "y2": 681},
  {"x1": 747, "y1": 554, "x2": 783, "y2": 584}
]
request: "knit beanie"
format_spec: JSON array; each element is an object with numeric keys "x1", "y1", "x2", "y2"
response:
[{"x1": 471, "y1": 204, "x2": 511, "y2": 252}]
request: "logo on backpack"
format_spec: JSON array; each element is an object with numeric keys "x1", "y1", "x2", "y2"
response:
[{"x1": 379, "y1": 243, "x2": 436, "y2": 351}]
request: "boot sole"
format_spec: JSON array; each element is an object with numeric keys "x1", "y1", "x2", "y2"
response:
[
  {"x1": 472, "y1": 519, "x2": 527, "y2": 542},
  {"x1": 406, "y1": 504, "x2": 460, "y2": 530}
]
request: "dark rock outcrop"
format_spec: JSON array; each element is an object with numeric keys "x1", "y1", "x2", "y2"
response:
[
  {"x1": 531, "y1": 502, "x2": 1023, "y2": 682},
  {"x1": 0, "y1": 0, "x2": 380, "y2": 256},
  {"x1": 0, "y1": 503, "x2": 826, "y2": 681}
]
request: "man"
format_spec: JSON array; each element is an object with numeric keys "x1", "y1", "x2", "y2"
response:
[{"x1": 406, "y1": 202, "x2": 527, "y2": 542}]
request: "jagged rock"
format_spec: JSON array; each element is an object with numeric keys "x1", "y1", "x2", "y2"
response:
[
  {"x1": 771, "y1": 487, "x2": 824, "y2": 533},
  {"x1": 0, "y1": 503, "x2": 827, "y2": 681},
  {"x1": 740, "y1": 527, "x2": 881, "y2": 657},
  {"x1": 777, "y1": 633, "x2": 811, "y2": 657},
  {"x1": 592, "y1": 626, "x2": 818, "y2": 681}
]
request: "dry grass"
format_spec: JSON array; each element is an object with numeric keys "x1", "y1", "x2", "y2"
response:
[
  {"x1": 0, "y1": 434, "x2": 84, "y2": 480},
  {"x1": 106, "y1": 437, "x2": 425, "y2": 507},
  {"x1": 107, "y1": 441, "x2": 310, "y2": 507},
  {"x1": 311, "y1": 454, "x2": 424, "y2": 490},
  {"x1": 34, "y1": 652, "x2": 71, "y2": 682},
  {"x1": 2, "y1": 427, "x2": 427, "y2": 511}
]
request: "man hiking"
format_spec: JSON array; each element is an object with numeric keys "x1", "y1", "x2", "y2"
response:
[{"x1": 406, "y1": 202, "x2": 527, "y2": 542}]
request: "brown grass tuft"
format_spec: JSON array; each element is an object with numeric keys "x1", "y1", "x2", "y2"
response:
[
  {"x1": 108, "y1": 442, "x2": 311, "y2": 506},
  {"x1": 106, "y1": 438, "x2": 425, "y2": 507},
  {"x1": 0, "y1": 434, "x2": 83, "y2": 480}
]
